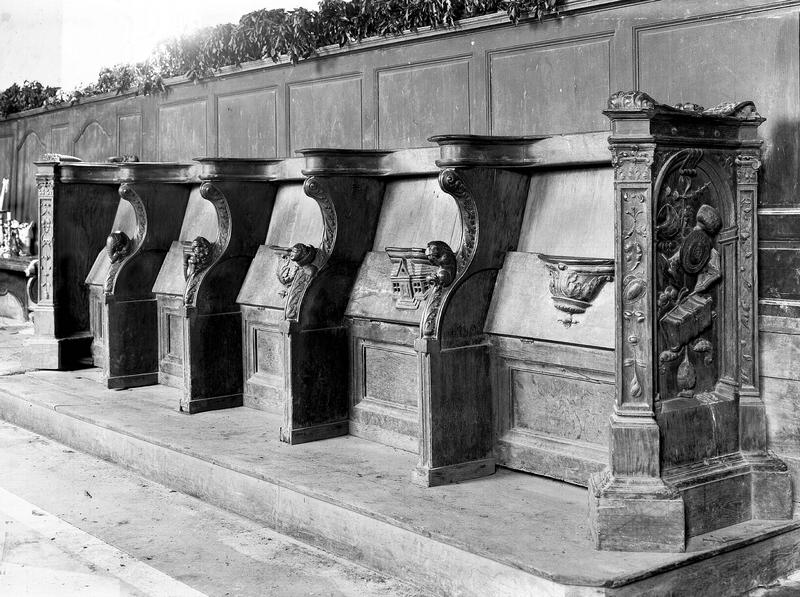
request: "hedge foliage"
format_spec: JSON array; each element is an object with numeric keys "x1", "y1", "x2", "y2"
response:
[{"x1": 0, "y1": 0, "x2": 559, "y2": 118}]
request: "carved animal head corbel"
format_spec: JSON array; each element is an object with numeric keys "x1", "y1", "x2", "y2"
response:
[
  {"x1": 106, "y1": 230, "x2": 131, "y2": 264},
  {"x1": 183, "y1": 236, "x2": 213, "y2": 280},
  {"x1": 270, "y1": 243, "x2": 318, "y2": 297},
  {"x1": 424, "y1": 241, "x2": 456, "y2": 288}
]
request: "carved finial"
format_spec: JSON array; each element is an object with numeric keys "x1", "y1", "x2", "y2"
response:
[
  {"x1": 106, "y1": 230, "x2": 131, "y2": 264},
  {"x1": 607, "y1": 91, "x2": 657, "y2": 111}
]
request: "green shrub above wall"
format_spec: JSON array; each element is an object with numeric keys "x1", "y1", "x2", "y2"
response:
[{"x1": 0, "y1": 0, "x2": 559, "y2": 118}]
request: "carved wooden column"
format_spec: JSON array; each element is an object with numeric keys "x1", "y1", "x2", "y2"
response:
[
  {"x1": 85, "y1": 163, "x2": 192, "y2": 388},
  {"x1": 154, "y1": 159, "x2": 276, "y2": 413},
  {"x1": 23, "y1": 156, "x2": 121, "y2": 369},
  {"x1": 263, "y1": 150, "x2": 387, "y2": 444},
  {"x1": 589, "y1": 92, "x2": 791, "y2": 552},
  {"x1": 413, "y1": 136, "x2": 539, "y2": 486}
]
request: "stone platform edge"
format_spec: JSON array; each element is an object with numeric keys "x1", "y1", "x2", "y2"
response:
[{"x1": 0, "y1": 379, "x2": 799, "y2": 597}]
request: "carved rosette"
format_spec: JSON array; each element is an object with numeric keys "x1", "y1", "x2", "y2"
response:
[
  {"x1": 421, "y1": 169, "x2": 477, "y2": 338},
  {"x1": 280, "y1": 176, "x2": 337, "y2": 321},
  {"x1": 735, "y1": 152, "x2": 760, "y2": 391},
  {"x1": 104, "y1": 183, "x2": 147, "y2": 295},
  {"x1": 36, "y1": 177, "x2": 54, "y2": 303},
  {"x1": 184, "y1": 182, "x2": 231, "y2": 306}
]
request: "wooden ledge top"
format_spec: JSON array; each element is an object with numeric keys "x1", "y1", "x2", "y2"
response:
[
  {"x1": 195, "y1": 157, "x2": 283, "y2": 182},
  {"x1": 34, "y1": 162, "x2": 121, "y2": 184},
  {"x1": 297, "y1": 148, "x2": 392, "y2": 177},
  {"x1": 117, "y1": 162, "x2": 196, "y2": 183},
  {"x1": 429, "y1": 134, "x2": 549, "y2": 168}
]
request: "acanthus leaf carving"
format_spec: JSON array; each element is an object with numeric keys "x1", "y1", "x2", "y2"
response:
[
  {"x1": 36, "y1": 177, "x2": 54, "y2": 303},
  {"x1": 607, "y1": 91, "x2": 657, "y2": 111},
  {"x1": 611, "y1": 145, "x2": 654, "y2": 183}
]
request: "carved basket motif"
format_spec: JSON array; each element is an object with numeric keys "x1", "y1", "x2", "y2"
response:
[{"x1": 537, "y1": 254, "x2": 615, "y2": 327}]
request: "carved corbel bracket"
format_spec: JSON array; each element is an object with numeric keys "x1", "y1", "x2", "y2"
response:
[
  {"x1": 104, "y1": 183, "x2": 148, "y2": 295},
  {"x1": 421, "y1": 169, "x2": 477, "y2": 338},
  {"x1": 537, "y1": 255, "x2": 614, "y2": 328},
  {"x1": 270, "y1": 243, "x2": 318, "y2": 300},
  {"x1": 183, "y1": 182, "x2": 231, "y2": 306}
]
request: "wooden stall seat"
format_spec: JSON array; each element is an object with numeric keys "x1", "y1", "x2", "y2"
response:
[
  {"x1": 85, "y1": 163, "x2": 193, "y2": 389},
  {"x1": 23, "y1": 156, "x2": 121, "y2": 369},
  {"x1": 345, "y1": 136, "x2": 540, "y2": 486},
  {"x1": 238, "y1": 150, "x2": 387, "y2": 444},
  {"x1": 151, "y1": 159, "x2": 276, "y2": 413}
]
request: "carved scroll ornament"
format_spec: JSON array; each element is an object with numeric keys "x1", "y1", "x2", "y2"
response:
[
  {"x1": 608, "y1": 91, "x2": 761, "y2": 121},
  {"x1": 538, "y1": 255, "x2": 614, "y2": 328}
]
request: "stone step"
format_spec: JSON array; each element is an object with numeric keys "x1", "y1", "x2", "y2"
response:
[{"x1": 0, "y1": 368, "x2": 798, "y2": 597}]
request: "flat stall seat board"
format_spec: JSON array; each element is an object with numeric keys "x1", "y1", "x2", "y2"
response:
[
  {"x1": 85, "y1": 163, "x2": 193, "y2": 389},
  {"x1": 588, "y1": 91, "x2": 792, "y2": 552}
]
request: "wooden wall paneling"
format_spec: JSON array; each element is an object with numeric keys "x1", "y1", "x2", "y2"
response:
[
  {"x1": 49, "y1": 124, "x2": 71, "y2": 155},
  {"x1": 217, "y1": 88, "x2": 278, "y2": 158},
  {"x1": 634, "y1": 8, "x2": 800, "y2": 208},
  {"x1": 487, "y1": 32, "x2": 613, "y2": 135},
  {"x1": 376, "y1": 57, "x2": 471, "y2": 149},
  {"x1": 157, "y1": 99, "x2": 208, "y2": 161},
  {"x1": 73, "y1": 120, "x2": 115, "y2": 163},
  {"x1": 15, "y1": 131, "x2": 45, "y2": 222},
  {"x1": 117, "y1": 113, "x2": 142, "y2": 157},
  {"x1": 0, "y1": 135, "x2": 14, "y2": 192},
  {"x1": 287, "y1": 74, "x2": 362, "y2": 154}
]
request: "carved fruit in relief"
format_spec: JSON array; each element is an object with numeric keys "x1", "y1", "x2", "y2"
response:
[{"x1": 537, "y1": 255, "x2": 614, "y2": 328}]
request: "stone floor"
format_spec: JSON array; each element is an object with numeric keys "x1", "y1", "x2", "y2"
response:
[{"x1": 1, "y1": 317, "x2": 800, "y2": 596}]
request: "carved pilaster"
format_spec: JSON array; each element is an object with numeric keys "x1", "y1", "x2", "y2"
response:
[{"x1": 36, "y1": 177, "x2": 54, "y2": 305}]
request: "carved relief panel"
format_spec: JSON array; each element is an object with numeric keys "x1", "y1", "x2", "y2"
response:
[{"x1": 654, "y1": 150, "x2": 733, "y2": 403}]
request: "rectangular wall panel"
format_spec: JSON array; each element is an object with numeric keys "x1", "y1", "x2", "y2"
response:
[
  {"x1": 158, "y1": 100, "x2": 207, "y2": 161},
  {"x1": 0, "y1": 135, "x2": 13, "y2": 187},
  {"x1": 488, "y1": 35, "x2": 612, "y2": 136},
  {"x1": 636, "y1": 11, "x2": 800, "y2": 208},
  {"x1": 50, "y1": 125, "x2": 71, "y2": 155},
  {"x1": 218, "y1": 89, "x2": 277, "y2": 158},
  {"x1": 118, "y1": 113, "x2": 142, "y2": 157},
  {"x1": 288, "y1": 76, "x2": 361, "y2": 154},
  {"x1": 377, "y1": 58, "x2": 470, "y2": 149}
]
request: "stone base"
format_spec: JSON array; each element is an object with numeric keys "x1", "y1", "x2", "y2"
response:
[
  {"x1": 179, "y1": 393, "x2": 243, "y2": 414},
  {"x1": 21, "y1": 333, "x2": 94, "y2": 371},
  {"x1": 589, "y1": 471, "x2": 686, "y2": 552},
  {"x1": 413, "y1": 457, "x2": 496, "y2": 487},
  {"x1": 280, "y1": 420, "x2": 348, "y2": 445},
  {"x1": 105, "y1": 372, "x2": 159, "y2": 390}
]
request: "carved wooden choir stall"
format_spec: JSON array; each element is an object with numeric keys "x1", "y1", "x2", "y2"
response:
[
  {"x1": 237, "y1": 150, "x2": 386, "y2": 444},
  {"x1": 86, "y1": 162, "x2": 192, "y2": 389},
  {"x1": 151, "y1": 159, "x2": 276, "y2": 413},
  {"x1": 23, "y1": 156, "x2": 121, "y2": 369},
  {"x1": 19, "y1": 90, "x2": 792, "y2": 553}
]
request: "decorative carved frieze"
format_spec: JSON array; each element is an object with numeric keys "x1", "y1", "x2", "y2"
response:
[
  {"x1": 537, "y1": 255, "x2": 614, "y2": 328},
  {"x1": 36, "y1": 178, "x2": 54, "y2": 303}
]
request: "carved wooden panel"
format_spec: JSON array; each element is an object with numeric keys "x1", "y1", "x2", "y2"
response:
[
  {"x1": 377, "y1": 58, "x2": 470, "y2": 149},
  {"x1": 253, "y1": 325, "x2": 284, "y2": 381},
  {"x1": 158, "y1": 100, "x2": 207, "y2": 161},
  {"x1": 363, "y1": 343, "x2": 419, "y2": 409},
  {"x1": 50, "y1": 125, "x2": 71, "y2": 155},
  {"x1": 74, "y1": 121, "x2": 114, "y2": 162},
  {"x1": 118, "y1": 114, "x2": 142, "y2": 158},
  {"x1": 488, "y1": 35, "x2": 611, "y2": 135},
  {"x1": 288, "y1": 76, "x2": 362, "y2": 154},
  {"x1": 218, "y1": 89, "x2": 277, "y2": 158},
  {"x1": 16, "y1": 132, "x2": 45, "y2": 222},
  {"x1": 636, "y1": 11, "x2": 800, "y2": 208}
]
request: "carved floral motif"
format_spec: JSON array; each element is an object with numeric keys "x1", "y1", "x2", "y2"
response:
[
  {"x1": 37, "y1": 178, "x2": 54, "y2": 302},
  {"x1": 611, "y1": 145, "x2": 654, "y2": 182}
]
